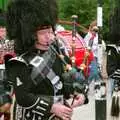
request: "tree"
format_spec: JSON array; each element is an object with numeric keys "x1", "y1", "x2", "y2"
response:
[
  {"x1": 58, "y1": 0, "x2": 97, "y2": 28},
  {"x1": 109, "y1": 0, "x2": 120, "y2": 44},
  {"x1": 58, "y1": 0, "x2": 111, "y2": 41},
  {"x1": 0, "y1": 0, "x2": 9, "y2": 10}
]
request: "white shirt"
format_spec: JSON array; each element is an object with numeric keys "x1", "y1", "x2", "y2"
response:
[{"x1": 84, "y1": 31, "x2": 98, "y2": 58}]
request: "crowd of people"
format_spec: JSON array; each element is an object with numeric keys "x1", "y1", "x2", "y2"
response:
[{"x1": 0, "y1": 0, "x2": 119, "y2": 120}]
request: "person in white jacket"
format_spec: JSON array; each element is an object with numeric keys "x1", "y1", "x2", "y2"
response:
[{"x1": 84, "y1": 24, "x2": 100, "y2": 83}]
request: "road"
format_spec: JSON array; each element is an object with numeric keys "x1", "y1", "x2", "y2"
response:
[{"x1": 71, "y1": 80, "x2": 118, "y2": 120}]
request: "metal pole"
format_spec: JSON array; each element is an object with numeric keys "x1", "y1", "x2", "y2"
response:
[{"x1": 95, "y1": 1, "x2": 107, "y2": 120}]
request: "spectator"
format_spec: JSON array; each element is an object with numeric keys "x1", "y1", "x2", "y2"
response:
[
  {"x1": 0, "y1": 9, "x2": 12, "y2": 120},
  {"x1": 84, "y1": 20, "x2": 100, "y2": 82}
]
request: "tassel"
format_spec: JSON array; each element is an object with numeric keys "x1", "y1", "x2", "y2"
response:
[
  {"x1": 111, "y1": 96, "x2": 116, "y2": 116},
  {"x1": 115, "y1": 96, "x2": 119, "y2": 117},
  {"x1": 111, "y1": 95, "x2": 120, "y2": 117}
]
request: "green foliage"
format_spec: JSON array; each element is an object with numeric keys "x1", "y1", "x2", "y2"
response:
[
  {"x1": 109, "y1": 0, "x2": 120, "y2": 44},
  {"x1": 0, "y1": 0, "x2": 9, "y2": 10},
  {"x1": 58, "y1": 0, "x2": 97, "y2": 27},
  {"x1": 58, "y1": 0, "x2": 111, "y2": 41}
]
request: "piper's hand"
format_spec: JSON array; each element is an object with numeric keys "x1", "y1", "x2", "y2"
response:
[
  {"x1": 0, "y1": 103, "x2": 11, "y2": 113},
  {"x1": 71, "y1": 94, "x2": 85, "y2": 108},
  {"x1": 50, "y1": 103, "x2": 73, "y2": 120}
]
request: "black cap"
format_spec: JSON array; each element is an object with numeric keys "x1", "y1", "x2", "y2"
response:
[{"x1": 6, "y1": 0, "x2": 58, "y2": 54}]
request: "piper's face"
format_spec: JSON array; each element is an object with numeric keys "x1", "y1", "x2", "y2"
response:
[
  {"x1": 0, "y1": 27, "x2": 6, "y2": 40},
  {"x1": 35, "y1": 27, "x2": 55, "y2": 50}
]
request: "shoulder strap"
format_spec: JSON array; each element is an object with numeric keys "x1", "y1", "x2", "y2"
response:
[{"x1": 29, "y1": 47, "x2": 63, "y2": 93}]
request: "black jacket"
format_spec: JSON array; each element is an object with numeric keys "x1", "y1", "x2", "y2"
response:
[
  {"x1": 106, "y1": 45, "x2": 120, "y2": 76},
  {"x1": 6, "y1": 46, "x2": 74, "y2": 120}
]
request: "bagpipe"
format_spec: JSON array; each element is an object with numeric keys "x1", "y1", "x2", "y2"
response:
[
  {"x1": 48, "y1": 16, "x2": 90, "y2": 120},
  {"x1": 50, "y1": 42, "x2": 88, "y2": 96},
  {"x1": 57, "y1": 15, "x2": 90, "y2": 92},
  {"x1": 57, "y1": 19, "x2": 96, "y2": 81},
  {"x1": 51, "y1": 15, "x2": 89, "y2": 101}
]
